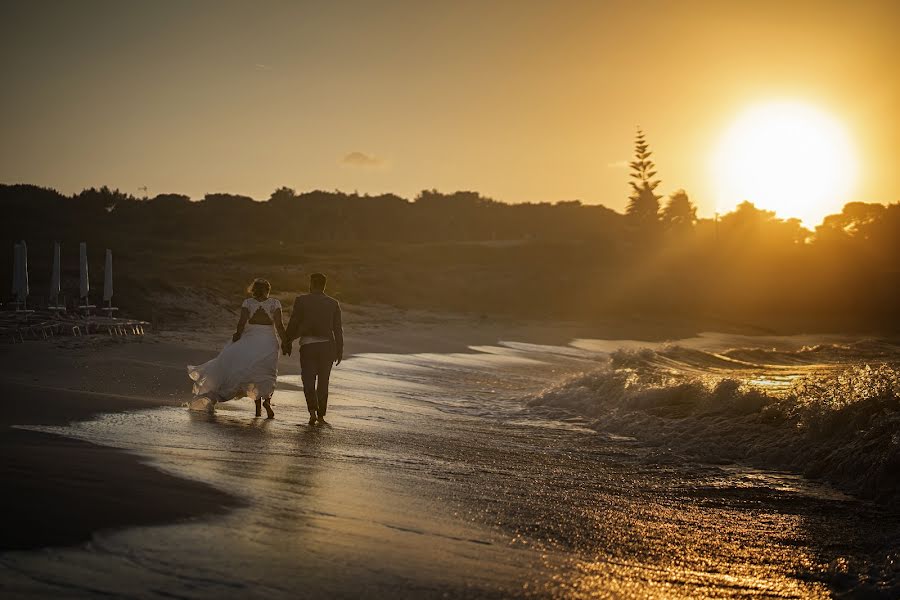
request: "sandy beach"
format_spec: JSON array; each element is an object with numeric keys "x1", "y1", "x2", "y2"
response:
[
  {"x1": 2, "y1": 307, "x2": 898, "y2": 598},
  {"x1": 0, "y1": 336, "x2": 234, "y2": 552},
  {"x1": 0, "y1": 306, "x2": 616, "y2": 554}
]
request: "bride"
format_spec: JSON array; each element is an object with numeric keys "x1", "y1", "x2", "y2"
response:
[{"x1": 187, "y1": 278, "x2": 287, "y2": 418}]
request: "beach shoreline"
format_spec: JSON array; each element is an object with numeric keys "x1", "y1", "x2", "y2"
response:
[
  {"x1": 1, "y1": 305, "x2": 670, "y2": 553},
  {"x1": 3, "y1": 302, "x2": 875, "y2": 554},
  {"x1": 2, "y1": 306, "x2": 898, "y2": 597}
]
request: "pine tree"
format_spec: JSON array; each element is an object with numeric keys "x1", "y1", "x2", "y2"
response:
[{"x1": 626, "y1": 128, "x2": 662, "y2": 226}]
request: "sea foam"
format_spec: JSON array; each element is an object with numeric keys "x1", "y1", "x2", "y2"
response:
[{"x1": 529, "y1": 342, "x2": 900, "y2": 503}]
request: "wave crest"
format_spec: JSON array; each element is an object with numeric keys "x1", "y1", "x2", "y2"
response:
[{"x1": 529, "y1": 345, "x2": 900, "y2": 503}]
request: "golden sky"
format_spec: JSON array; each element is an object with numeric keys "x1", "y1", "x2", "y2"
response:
[{"x1": 1, "y1": 0, "x2": 897, "y2": 221}]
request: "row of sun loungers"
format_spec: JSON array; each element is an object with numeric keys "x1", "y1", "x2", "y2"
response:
[
  {"x1": 0, "y1": 309, "x2": 149, "y2": 343},
  {"x1": 5, "y1": 241, "x2": 149, "y2": 343},
  {"x1": 0, "y1": 310, "x2": 149, "y2": 343}
]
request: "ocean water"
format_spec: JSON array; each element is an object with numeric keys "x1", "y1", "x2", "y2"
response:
[
  {"x1": 533, "y1": 335, "x2": 900, "y2": 503},
  {"x1": 2, "y1": 333, "x2": 899, "y2": 598}
]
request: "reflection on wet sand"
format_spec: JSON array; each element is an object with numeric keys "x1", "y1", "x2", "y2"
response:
[{"x1": 3, "y1": 336, "x2": 898, "y2": 597}]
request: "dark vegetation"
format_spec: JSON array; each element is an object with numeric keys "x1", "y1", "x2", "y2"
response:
[{"x1": 2, "y1": 132, "x2": 899, "y2": 332}]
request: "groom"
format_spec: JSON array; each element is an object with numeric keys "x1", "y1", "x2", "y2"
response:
[{"x1": 283, "y1": 273, "x2": 344, "y2": 425}]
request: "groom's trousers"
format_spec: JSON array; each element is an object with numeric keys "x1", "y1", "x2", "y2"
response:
[{"x1": 300, "y1": 341, "x2": 335, "y2": 416}]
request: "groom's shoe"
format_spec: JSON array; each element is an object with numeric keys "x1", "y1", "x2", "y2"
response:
[{"x1": 308, "y1": 412, "x2": 317, "y2": 426}]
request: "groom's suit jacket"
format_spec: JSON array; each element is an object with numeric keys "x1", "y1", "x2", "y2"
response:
[{"x1": 285, "y1": 291, "x2": 344, "y2": 357}]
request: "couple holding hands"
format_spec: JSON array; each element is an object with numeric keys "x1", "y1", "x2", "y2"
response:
[{"x1": 188, "y1": 272, "x2": 343, "y2": 425}]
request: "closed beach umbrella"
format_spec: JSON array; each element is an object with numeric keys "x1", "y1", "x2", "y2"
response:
[
  {"x1": 50, "y1": 242, "x2": 61, "y2": 302},
  {"x1": 12, "y1": 242, "x2": 21, "y2": 295},
  {"x1": 79, "y1": 242, "x2": 89, "y2": 300},
  {"x1": 103, "y1": 249, "x2": 113, "y2": 303},
  {"x1": 16, "y1": 240, "x2": 29, "y2": 302}
]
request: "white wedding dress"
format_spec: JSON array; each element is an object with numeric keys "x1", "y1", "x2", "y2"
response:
[{"x1": 187, "y1": 297, "x2": 282, "y2": 409}]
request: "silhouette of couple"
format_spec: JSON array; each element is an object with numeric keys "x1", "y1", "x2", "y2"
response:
[{"x1": 187, "y1": 273, "x2": 343, "y2": 425}]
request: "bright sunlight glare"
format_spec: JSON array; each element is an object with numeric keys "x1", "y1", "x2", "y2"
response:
[{"x1": 711, "y1": 101, "x2": 860, "y2": 227}]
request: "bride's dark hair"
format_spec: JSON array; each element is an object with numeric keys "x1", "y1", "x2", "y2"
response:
[{"x1": 247, "y1": 278, "x2": 271, "y2": 299}]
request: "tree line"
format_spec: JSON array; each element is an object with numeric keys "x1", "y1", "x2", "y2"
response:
[
  {"x1": 3, "y1": 178, "x2": 895, "y2": 251},
  {"x1": 1, "y1": 184, "x2": 625, "y2": 245},
  {"x1": 1, "y1": 130, "x2": 898, "y2": 331}
]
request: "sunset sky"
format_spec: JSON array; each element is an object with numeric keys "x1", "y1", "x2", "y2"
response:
[{"x1": 1, "y1": 0, "x2": 897, "y2": 224}]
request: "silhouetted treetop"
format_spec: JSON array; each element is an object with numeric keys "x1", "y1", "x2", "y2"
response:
[
  {"x1": 816, "y1": 201, "x2": 887, "y2": 240},
  {"x1": 626, "y1": 128, "x2": 662, "y2": 226},
  {"x1": 717, "y1": 201, "x2": 808, "y2": 246},
  {"x1": 268, "y1": 187, "x2": 297, "y2": 204},
  {"x1": 149, "y1": 193, "x2": 191, "y2": 206},
  {"x1": 662, "y1": 189, "x2": 697, "y2": 231},
  {"x1": 414, "y1": 190, "x2": 498, "y2": 208},
  {"x1": 201, "y1": 193, "x2": 256, "y2": 206}
]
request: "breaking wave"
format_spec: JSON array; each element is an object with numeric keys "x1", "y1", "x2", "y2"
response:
[{"x1": 529, "y1": 341, "x2": 900, "y2": 503}]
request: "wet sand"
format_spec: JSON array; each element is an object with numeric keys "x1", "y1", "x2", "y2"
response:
[
  {"x1": 0, "y1": 340, "x2": 237, "y2": 552},
  {"x1": 3, "y1": 310, "x2": 896, "y2": 597},
  {"x1": 0, "y1": 307, "x2": 613, "y2": 553}
]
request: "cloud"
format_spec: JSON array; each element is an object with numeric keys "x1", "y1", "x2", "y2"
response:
[
  {"x1": 254, "y1": 63, "x2": 274, "y2": 71},
  {"x1": 341, "y1": 151, "x2": 385, "y2": 168},
  {"x1": 606, "y1": 160, "x2": 628, "y2": 169}
]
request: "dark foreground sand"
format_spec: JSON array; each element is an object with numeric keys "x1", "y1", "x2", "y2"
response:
[
  {"x1": 0, "y1": 340, "x2": 239, "y2": 552},
  {"x1": 2, "y1": 306, "x2": 685, "y2": 553}
]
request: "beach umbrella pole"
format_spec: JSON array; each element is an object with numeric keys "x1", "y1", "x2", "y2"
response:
[
  {"x1": 12, "y1": 243, "x2": 22, "y2": 308},
  {"x1": 103, "y1": 249, "x2": 117, "y2": 316},
  {"x1": 78, "y1": 242, "x2": 95, "y2": 311},
  {"x1": 49, "y1": 242, "x2": 63, "y2": 311},
  {"x1": 13, "y1": 241, "x2": 33, "y2": 314}
]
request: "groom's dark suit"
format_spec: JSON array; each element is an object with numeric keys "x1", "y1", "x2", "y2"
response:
[{"x1": 285, "y1": 290, "x2": 344, "y2": 417}]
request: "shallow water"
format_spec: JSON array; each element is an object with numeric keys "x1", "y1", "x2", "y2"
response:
[{"x1": 2, "y1": 334, "x2": 898, "y2": 598}]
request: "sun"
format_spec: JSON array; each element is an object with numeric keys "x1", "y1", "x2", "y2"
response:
[{"x1": 711, "y1": 101, "x2": 859, "y2": 227}]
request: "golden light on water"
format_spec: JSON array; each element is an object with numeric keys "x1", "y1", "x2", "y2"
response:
[{"x1": 711, "y1": 101, "x2": 860, "y2": 227}]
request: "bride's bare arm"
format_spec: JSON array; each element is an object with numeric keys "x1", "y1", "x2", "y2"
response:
[
  {"x1": 273, "y1": 308, "x2": 287, "y2": 343},
  {"x1": 233, "y1": 307, "x2": 249, "y2": 342}
]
